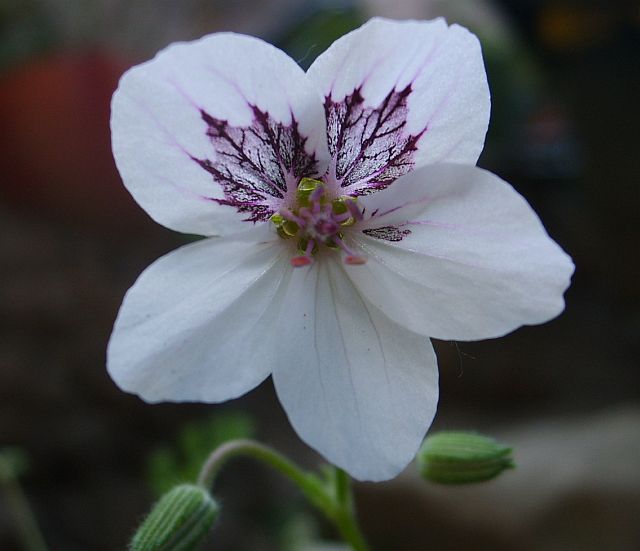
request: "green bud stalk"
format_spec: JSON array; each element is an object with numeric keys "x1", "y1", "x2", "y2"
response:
[
  {"x1": 130, "y1": 484, "x2": 218, "y2": 551},
  {"x1": 417, "y1": 431, "x2": 514, "y2": 484}
]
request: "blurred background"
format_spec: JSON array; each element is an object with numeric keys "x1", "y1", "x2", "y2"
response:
[{"x1": 1, "y1": 0, "x2": 639, "y2": 549}]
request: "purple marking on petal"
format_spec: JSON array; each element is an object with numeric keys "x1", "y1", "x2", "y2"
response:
[
  {"x1": 194, "y1": 106, "x2": 318, "y2": 222},
  {"x1": 324, "y1": 85, "x2": 425, "y2": 196},
  {"x1": 362, "y1": 225, "x2": 412, "y2": 242}
]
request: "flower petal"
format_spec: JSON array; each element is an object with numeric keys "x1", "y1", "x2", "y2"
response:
[
  {"x1": 307, "y1": 17, "x2": 490, "y2": 196},
  {"x1": 107, "y1": 227, "x2": 288, "y2": 402},
  {"x1": 349, "y1": 163, "x2": 574, "y2": 340},
  {"x1": 112, "y1": 33, "x2": 328, "y2": 235},
  {"x1": 272, "y1": 259, "x2": 438, "y2": 481}
]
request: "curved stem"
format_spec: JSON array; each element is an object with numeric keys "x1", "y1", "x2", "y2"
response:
[
  {"x1": 197, "y1": 440, "x2": 369, "y2": 550},
  {"x1": 197, "y1": 439, "x2": 332, "y2": 512},
  {"x1": 197, "y1": 439, "x2": 299, "y2": 488}
]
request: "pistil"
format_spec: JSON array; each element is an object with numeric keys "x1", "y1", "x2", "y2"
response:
[{"x1": 271, "y1": 178, "x2": 366, "y2": 267}]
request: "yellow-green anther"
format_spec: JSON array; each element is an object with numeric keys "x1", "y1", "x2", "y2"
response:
[
  {"x1": 276, "y1": 178, "x2": 367, "y2": 265},
  {"x1": 282, "y1": 220, "x2": 299, "y2": 237},
  {"x1": 332, "y1": 197, "x2": 348, "y2": 215},
  {"x1": 332, "y1": 197, "x2": 357, "y2": 226},
  {"x1": 270, "y1": 213, "x2": 284, "y2": 226},
  {"x1": 276, "y1": 227, "x2": 289, "y2": 239},
  {"x1": 417, "y1": 431, "x2": 515, "y2": 485},
  {"x1": 296, "y1": 177, "x2": 324, "y2": 205},
  {"x1": 129, "y1": 484, "x2": 219, "y2": 551}
]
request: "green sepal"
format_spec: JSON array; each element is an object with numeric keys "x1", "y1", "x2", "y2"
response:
[
  {"x1": 130, "y1": 484, "x2": 218, "y2": 551},
  {"x1": 417, "y1": 431, "x2": 515, "y2": 485}
]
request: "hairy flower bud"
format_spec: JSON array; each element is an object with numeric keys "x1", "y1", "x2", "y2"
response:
[
  {"x1": 417, "y1": 431, "x2": 514, "y2": 484},
  {"x1": 130, "y1": 484, "x2": 218, "y2": 551}
]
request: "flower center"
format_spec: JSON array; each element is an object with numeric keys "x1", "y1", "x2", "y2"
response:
[{"x1": 271, "y1": 178, "x2": 366, "y2": 267}]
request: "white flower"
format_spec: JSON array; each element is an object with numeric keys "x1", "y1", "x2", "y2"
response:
[{"x1": 108, "y1": 18, "x2": 573, "y2": 481}]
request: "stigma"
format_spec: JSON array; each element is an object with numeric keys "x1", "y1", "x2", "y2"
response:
[{"x1": 271, "y1": 178, "x2": 366, "y2": 267}]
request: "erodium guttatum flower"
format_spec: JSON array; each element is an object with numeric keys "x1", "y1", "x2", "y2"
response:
[{"x1": 108, "y1": 18, "x2": 574, "y2": 481}]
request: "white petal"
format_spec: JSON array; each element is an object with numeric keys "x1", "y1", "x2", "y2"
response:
[
  {"x1": 112, "y1": 33, "x2": 328, "y2": 235},
  {"x1": 107, "y1": 228, "x2": 289, "y2": 402},
  {"x1": 307, "y1": 18, "x2": 489, "y2": 195},
  {"x1": 272, "y1": 259, "x2": 438, "y2": 481},
  {"x1": 349, "y1": 164, "x2": 574, "y2": 340}
]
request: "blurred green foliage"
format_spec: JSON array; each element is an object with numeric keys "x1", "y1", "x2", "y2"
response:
[
  {"x1": 0, "y1": 0, "x2": 55, "y2": 72},
  {"x1": 146, "y1": 412, "x2": 255, "y2": 496},
  {"x1": 0, "y1": 447, "x2": 29, "y2": 483},
  {"x1": 277, "y1": 6, "x2": 363, "y2": 70}
]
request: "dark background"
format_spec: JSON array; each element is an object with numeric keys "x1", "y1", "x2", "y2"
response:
[{"x1": 1, "y1": 1, "x2": 639, "y2": 549}]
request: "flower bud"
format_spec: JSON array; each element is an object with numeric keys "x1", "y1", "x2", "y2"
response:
[
  {"x1": 130, "y1": 484, "x2": 219, "y2": 551},
  {"x1": 417, "y1": 431, "x2": 514, "y2": 484}
]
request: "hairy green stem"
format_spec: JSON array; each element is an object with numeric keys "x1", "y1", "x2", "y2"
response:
[
  {"x1": 197, "y1": 439, "x2": 369, "y2": 550},
  {"x1": 197, "y1": 439, "x2": 326, "y2": 502}
]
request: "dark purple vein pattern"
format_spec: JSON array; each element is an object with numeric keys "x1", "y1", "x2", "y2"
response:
[
  {"x1": 362, "y1": 225, "x2": 412, "y2": 242},
  {"x1": 194, "y1": 106, "x2": 318, "y2": 222},
  {"x1": 325, "y1": 85, "x2": 426, "y2": 197}
]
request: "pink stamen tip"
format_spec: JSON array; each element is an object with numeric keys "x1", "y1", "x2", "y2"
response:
[
  {"x1": 345, "y1": 255, "x2": 367, "y2": 265},
  {"x1": 291, "y1": 256, "x2": 312, "y2": 267}
]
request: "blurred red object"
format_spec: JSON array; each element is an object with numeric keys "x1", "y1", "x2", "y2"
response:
[{"x1": 0, "y1": 52, "x2": 151, "y2": 231}]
